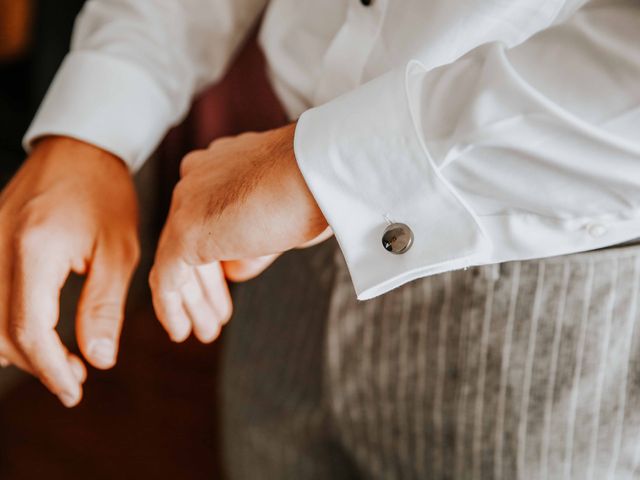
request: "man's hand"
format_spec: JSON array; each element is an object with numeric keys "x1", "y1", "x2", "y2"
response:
[
  {"x1": 0, "y1": 137, "x2": 140, "y2": 407},
  {"x1": 149, "y1": 123, "x2": 329, "y2": 343}
]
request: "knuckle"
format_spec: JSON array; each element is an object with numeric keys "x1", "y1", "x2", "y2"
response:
[
  {"x1": 169, "y1": 212, "x2": 194, "y2": 249},
  {"x1": 179, "y1": 227, "x2": 217, "y2": 265},
  {"x1": 37, "y1": 367, "x2": 67, "y2": 394},
  {"x1": 14, "y1": 213, "x2": 50, "y2": 255},
  {"x1": 79, "y1": 301, "x2": 122, "y2": 324},
  {"x1": 221, "y1": 300, "x2": 233, "y2": 324},
  {"x1": 170, "y1": 208, "x2": 205, "y2": 252},
  {"x1": 170, "y1": 179, "x2": 191, "y2": 211},
  {"x1": 208, "y1": 136, "x2": 232, "y2": 149},
  {"x1": 122, "y1": 238, "x2": 141, "y2": 267},
  {"x1": 170, "y1": 204, "x2": 191, "y2": 233},
  {"x1": 166, "y1": 202, "x2": 219, "y2": 265},
  {"x1": 179, "y1": 151, "x2": 203, "y2": 178},
  {"x1": 195, "y1": 235, "x2": 219, "y2": 264},
  {"x1": 9, "y1": 322, "x2": 35, "y2": 351},
  {"x1": 148, "y1": 263, "x2": 168, "y2": 294},
  {"x1": 148, "y1": 266, "x2": 160, "y2": 290},
  {"x1": 180, "y1": 231, "x2": 207, "y2": 265}
]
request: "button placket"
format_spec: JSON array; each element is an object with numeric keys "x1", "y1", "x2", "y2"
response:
[{"x1": 312, "y1": 0, "x2": 386, "y2": 105}]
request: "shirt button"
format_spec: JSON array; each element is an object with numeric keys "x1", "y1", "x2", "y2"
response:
[
  {"x1": 382, "y1": 223, "x2": 414, "y2": 254},
  {"x1": 587, "y1": 223, "x2": 607, "y2": 238},
  {"x1": 360, "y1": 0, "x2": 372, "y2": 6}
]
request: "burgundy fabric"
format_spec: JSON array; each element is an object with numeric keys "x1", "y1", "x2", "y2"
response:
[{"x1": 156, "y1": 31, "x2": 288, "y2": 217}]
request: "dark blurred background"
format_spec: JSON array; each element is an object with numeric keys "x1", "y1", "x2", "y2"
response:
[{"x1": 0, "y1": 1, "x2": 286, "y2": 477}]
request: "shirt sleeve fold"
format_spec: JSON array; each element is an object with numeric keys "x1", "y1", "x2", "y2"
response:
[
  {"x1": 295, "y1": 68, "x2": 488, "y2": 300},
  {"x1": 23, "y1": 0, "x2": 267, "y2": 171},
  {"x1": 23, "y1": 51, "x2": 173, "y2": 170},
  {"x1": 295, "y1": 2, "x2": 640, "y2": 300}
]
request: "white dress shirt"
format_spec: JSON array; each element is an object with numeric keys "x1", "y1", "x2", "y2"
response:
[{"x1": 24, "y1": 0, "x2": 640, "y2": 299}]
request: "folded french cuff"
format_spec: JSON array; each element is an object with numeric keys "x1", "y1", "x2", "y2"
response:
[
  {"x1": 294, "y1": 67, "x2": 489, "y2": 300},
  {"x1": 23, "y1": 51, "x2": 174, "y2": 172}
]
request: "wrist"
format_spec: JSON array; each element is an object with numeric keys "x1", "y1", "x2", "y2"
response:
[
  {"x1": 31, "y1": 135, "x2": 129, "y2": 173},
  {"x1": 278, "y1": 123, "x2": 328, "y2": 240}
]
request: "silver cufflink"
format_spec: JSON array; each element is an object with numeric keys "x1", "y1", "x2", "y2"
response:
[{"x1": 382, "y1": 222, "x2": 413, "y2": 254}]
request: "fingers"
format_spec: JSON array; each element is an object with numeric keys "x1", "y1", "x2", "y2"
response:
[
  {"x1": 151, "y1": 261, "x2": 232, "y2": 344},
  {"x1": 178, "y1": 262, "x2": 233, "y2": 342},
  {"x1": 222, "y1": 254, "x2": 280, "y2": 282},
  {"x1": 76, "y1": 240, "x2": 139, "y2": 370},
  {"x1": 0, "y1": 351, "x2": 78, "y2": 380},
  {"x1": 68, "y1": 352, "x2": 87, "y2": 384},
  {"x1": 221, "y1": 228, "x2": 332, "y2": 283},
  {"x1": 149, "y1": 255, "x2": 193, "y2": 343},
  {"x1": 0, "y1": 231, "x2": 34, "y2": 375},
  {"x1": 150, "y1": 220, "x2": 200, "y2": 341},
  {"x1": 194, "y1": 262, "x2": 232, "y2": 332},
  {"x1": 181, "y1": 275, "x2": 220, "y2": 343},
  {"x1": 296, "y1": 226, "x2": 334, "y2": 248},
  {"x1": 150, "y1": 222, "x2": 232, "y2": 343},
  {"x1": 9, "y1": 237, "x2": 82, "y2": 407}
]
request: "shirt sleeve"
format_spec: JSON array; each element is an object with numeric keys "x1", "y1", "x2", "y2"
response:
[
  {"x1": 23, "y1": 0, "x2": 267, "y2": 171},
  {"x1": 294, "y1": 1, "x2": 640, "y2": 300}
]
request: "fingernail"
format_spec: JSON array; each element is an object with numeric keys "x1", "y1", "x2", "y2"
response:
[
  {"x1": 0, "y1": 357, "x2": 9, "y2": 368},
  {"x1": 88, "y1": 339, "x2": 115, "y2": 368},
  {"x1": 59, "y1": 391, "x2": 79, "y2": 408}
]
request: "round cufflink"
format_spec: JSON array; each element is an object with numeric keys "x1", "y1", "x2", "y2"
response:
[{"x1": 382, "y1": 222, "x2": 413, "y2": 254}]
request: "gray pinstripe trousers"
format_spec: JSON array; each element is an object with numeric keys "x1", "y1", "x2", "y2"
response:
[{"x1": 220, "y1": 239, "x2": 640, "y2": 479}]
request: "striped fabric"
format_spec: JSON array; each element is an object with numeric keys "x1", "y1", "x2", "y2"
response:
[{"x1": 220, "y1": 240, "x2": 640, "y2": 479}]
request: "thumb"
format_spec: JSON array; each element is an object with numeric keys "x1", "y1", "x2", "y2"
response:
[
  {"x1": 76, "y1": 240, "x2": 139, "y2": 369},
  {"x1": 222, "y1": 228, "x2": 333, "y2": 282},
  {"x1": 223, "y1": 254, "x2": 280, "y2": 282},
  {"x1": 296, "y1": 226, "x2": 333, "y2": 249}
]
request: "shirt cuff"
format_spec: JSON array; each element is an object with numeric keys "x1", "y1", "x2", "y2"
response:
[
  {"x1": 294, "y1": 67, "x2": 488, "y2": 300},
  {"x1": 23, "y1": 51, "x2": 174, "y2": 171}
]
